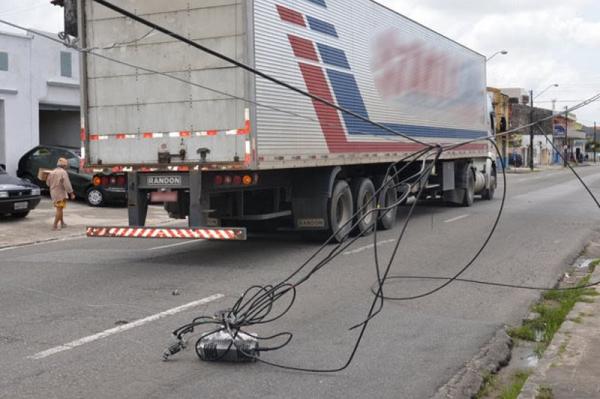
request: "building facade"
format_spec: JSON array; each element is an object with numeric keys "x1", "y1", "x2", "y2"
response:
[{"x1": 0, "y1": 30, "x2": 80, "y2": 175}]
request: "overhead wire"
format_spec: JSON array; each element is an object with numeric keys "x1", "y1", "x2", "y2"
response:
[
  {"x1": 6, "y1": 0, "x2": 600, "y2": 372},
  {"x1": 85, "y1": 0, "x2": 600, "y2": 371}
]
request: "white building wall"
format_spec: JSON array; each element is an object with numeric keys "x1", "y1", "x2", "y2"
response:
[{"x1": 0, "y1": 30, "x2": 80, "y2": 175}]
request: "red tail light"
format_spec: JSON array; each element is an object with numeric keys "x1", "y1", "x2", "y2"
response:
[
  {"x1": 101, "y1": 176, "x2": 109, "y2": 186},
  {"x1": 214, "y1": 175, "x2": 224, "y2": 185},
  {"x1": 232, "y1": 175, "x2": 242, "y2": 185},
  {"x1": 116, "y1": 176, "x2": 126, "y2": 186}
]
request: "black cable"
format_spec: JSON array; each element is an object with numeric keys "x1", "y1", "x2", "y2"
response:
[
  {"x1": 371, "y1": 275, "x2": 600, "y2": 295},
  {"x1": 72, "y1": 0, "x2": 600, "y2": 372}
]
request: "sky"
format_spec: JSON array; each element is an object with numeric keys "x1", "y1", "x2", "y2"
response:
[{"x1": 0, "y1": 0, "x2": 599, "y2": 126}]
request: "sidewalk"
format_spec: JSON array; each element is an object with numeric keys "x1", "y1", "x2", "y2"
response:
[
  {"x1": 518, "y1": 255, "x2": 600, "y2": 398},
  {"x1": 504, "y1": 162, "x2": 597, "y2": 174},
  {"x1": 0, "y1": 197, "x2": 172, "y2": 249}
]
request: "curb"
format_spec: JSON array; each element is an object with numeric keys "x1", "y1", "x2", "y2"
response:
[
  {"x1": 0, "y1": 218, "x2": 178, "y2": 252},
  {"x1": 432, "y1": 329, "x2": 513, "y2": 399},
  {"x1": 517, "y1": 266, "x2": 600, "y2": 399},
  {"x1": 0, "y1": 233, "x2": 85, "y2": 251}
]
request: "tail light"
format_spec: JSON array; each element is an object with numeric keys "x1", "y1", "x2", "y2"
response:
[
  {"x1": 214, "y1": 174, "x2": 258, "y2": 187},
  {"x1": 116, "y1": 176, "x2": 126, "y2": 186},
  {"x1": 92, "y1": 176, "x2": 101, "y2": 186},
  {"x1": 101, "y1": 176, "x2": 109, "y2": 186}
]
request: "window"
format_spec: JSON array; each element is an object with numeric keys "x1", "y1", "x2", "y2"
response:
[
  {"x1": 60, "y1": 51, "x2": 72, "y2": 78},
  {"x1": 0, "y1": 52, "x2": 8, "y2": 71}
]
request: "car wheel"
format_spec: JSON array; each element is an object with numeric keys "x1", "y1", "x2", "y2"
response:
[
  {"x1": 87, "y1": 188, "x2": 104, "y2": 207},
  {"x1": 12, "y1": 211, "x2": 30, "y2": 219}
]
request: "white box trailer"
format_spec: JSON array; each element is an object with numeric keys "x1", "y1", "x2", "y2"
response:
[{"x1": 75, "y1": 0, "x2": 497, "y2": 241}]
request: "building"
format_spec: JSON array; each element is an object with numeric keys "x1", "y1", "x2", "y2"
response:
[
  {"x1": 499, "y1": 87, "x2": 555, "y2": 167},
  {"x1": 487, "y1": 87, "x2": 511, "y2": 162},
  {"x1": 553, "y1": 113, "x2": 587, "y2": 163},
  {"x1": 0, "y1": 30, "x2": 80, "y2": 175}
]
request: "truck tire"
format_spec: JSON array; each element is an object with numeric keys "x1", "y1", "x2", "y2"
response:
[
  {"x1": 351, "y1": 178, "x2": 376, "y2": 236},
  {"x1": 328, "y1": 180, "x2": 353, "y2": 243},
  {"x1": 462, "y1": 167, "x2": 475, "y2": 207},
  {"x1": 375, "y1": 176, "x2": 398, "y2": 230},
  {"x1": 482, "y1": 167, "x2": 497, "y2": 200}
]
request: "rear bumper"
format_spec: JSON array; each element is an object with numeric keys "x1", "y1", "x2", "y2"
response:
[
  {"x1": 86, "y1": 226, "x2": 246, "y2": 240},
  {"x1": 0, "y1": 197, "x2": 41, "y2": 214},
  {"x1": 100, "y1": 187, "x2": 127, "y2": 203}
]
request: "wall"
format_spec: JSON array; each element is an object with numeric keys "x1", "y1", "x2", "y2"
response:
[
  {"x1": 0, "y1": 30, "x2": 80, "y2": 175},
  {"x1": 0, "y1": 100, "x2": 4, "y2": 167},
  {"x1": 39, "y1": 110, "x2": 80, "y2": 148}
]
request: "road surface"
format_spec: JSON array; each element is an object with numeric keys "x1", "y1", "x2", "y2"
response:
[{"x1": 1, "y1": 167, "x2": 599, "y2": 399}]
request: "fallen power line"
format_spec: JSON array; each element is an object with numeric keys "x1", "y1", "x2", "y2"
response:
[{"x1": 4, "y1": 0, "x2": 600, "y2": 372}]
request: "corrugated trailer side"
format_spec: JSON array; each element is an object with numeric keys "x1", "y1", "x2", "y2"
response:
[
  {"x1": 253, "y1": 0, "x2": 490, "y2": 169},
  {"x1": 81, "y1": 0, "x2": 252, "y2": 169}
]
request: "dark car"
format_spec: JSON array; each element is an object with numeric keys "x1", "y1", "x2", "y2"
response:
[
  {"x1": 17, "y1": 145, "x2": 126, "y2": 207},
  {"x1": 0, "y1": 164, "x2": 41, "y2": 218},
  {"x1": 508, "y1": 153, "x2": 523, "y2": 168}
]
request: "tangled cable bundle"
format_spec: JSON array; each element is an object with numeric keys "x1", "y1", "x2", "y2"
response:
[{"x1": 3, "y1": 0, "x2": 600, "y2": 373}]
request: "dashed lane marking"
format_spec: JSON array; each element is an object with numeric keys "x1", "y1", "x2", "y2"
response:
[{"x1": 28, "y1": 293, "x2": 224, "y2": 360}]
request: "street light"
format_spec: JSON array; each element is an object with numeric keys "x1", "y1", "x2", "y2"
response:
[
  {"x1": 529, "y1": 83, "x2": 559, "y2": 170},
  {"x1": 486, "y1": 50, "x2": 508, "y2": 62},
  {"x1": 534, "y1": 83, "x2": 559, "y2": 100}
]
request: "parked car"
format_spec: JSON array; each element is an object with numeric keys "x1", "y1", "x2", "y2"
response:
[
  {"x1": 0, "y1": 164, "x2": 41, "y2": 218},
  {"x1": 17, "y1": 145, "x2": 126, "y2": 207},
  {"x1": 508, "y1": 153, "x2": 523, "y2": 168}
]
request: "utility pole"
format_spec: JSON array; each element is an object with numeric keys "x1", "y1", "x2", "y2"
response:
[
  {"x1": 564, "y1": 106, "x2": 569, "y2": 167},
  {"x1": 595, "y1": 121, "x2": 597, "y2": 163},
  {"x1": 529, "y1": 90, "x2": 534, "y2": 170}
]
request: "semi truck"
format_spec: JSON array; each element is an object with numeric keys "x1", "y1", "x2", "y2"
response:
[{"x1": 71, "y1": 0, "x2": 497, "y2": 242}]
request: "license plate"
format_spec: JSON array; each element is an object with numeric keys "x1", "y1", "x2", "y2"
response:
[{"x1": 14, "y1": 202, "x2": 28, "y2": 210}]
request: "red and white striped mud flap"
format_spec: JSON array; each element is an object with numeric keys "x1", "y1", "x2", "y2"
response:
[{"x1": 86, "y1": 226, "x2": 247, "y2": 240}]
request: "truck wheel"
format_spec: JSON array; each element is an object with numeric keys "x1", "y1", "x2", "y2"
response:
[
  {"x1": 351, "y1": 178, "x2": 376, "y2": 235},
  {"x1": 376, "y1": 176, "x2": 398, "y2": 230},
  {"x1": 462, "y1": 168, "x2": 475, "y2": 207},
  {"x1": 482, "y1": 168, "x2": 497, "y2": 200},
  {"x1": 328, "y1": 180, "x2": 353, "y2": 243},
  {"x1": 87, "y1": 187, "x2": 104, "y2": 207}
]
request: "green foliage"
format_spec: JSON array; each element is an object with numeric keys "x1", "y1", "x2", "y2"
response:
[{"x1": 499, "y1": 370, "x2": 530, "y2": 399}]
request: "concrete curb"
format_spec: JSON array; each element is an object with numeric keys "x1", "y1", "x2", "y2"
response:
[
  {"x1": 0, "y1": 218, "x2": 178, "y2": 251},
  {"x1": 432, "y1": 329, "x2": 513, "y2": 399},
  {"x1": 0, "y1": 233, "x2": 85, "y2": 251},
  {"x1": 517, "y1": 266, "x2": 600, "y2": 399}
]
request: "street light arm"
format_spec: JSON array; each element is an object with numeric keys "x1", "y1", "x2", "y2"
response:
[
  {"x1": 486, "y1": 50, "x2": 508, "y2": 62},
  {"x1": 533, "y1": 84, "x2": 559, "y2": 100}
]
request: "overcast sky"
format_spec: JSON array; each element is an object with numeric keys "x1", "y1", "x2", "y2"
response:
[{"x1": 1, "y1": 0, "x2": 599, "y2": 125}]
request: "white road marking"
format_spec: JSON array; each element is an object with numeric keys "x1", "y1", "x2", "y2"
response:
[
  {"x1": 343, "y1": 239, "x2": 396, "y2": 255},
  {"x1": 149, "y1": 240, "x2": 204, "y2": 251},
  {"x1": 443, "y1": 214, "x2": 470, "y2": 223},
  {"x1": 28, "y1": 293, "x2": 224, "y2": 360}
]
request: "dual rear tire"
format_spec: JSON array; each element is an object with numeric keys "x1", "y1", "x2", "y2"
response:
[{"x1": 327, "y1": 176, "x2": 398, "y2": 243}]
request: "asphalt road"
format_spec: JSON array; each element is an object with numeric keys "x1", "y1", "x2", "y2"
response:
[{"x1": 2, "y1": 166, "x2": 600, "y2": 399}]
